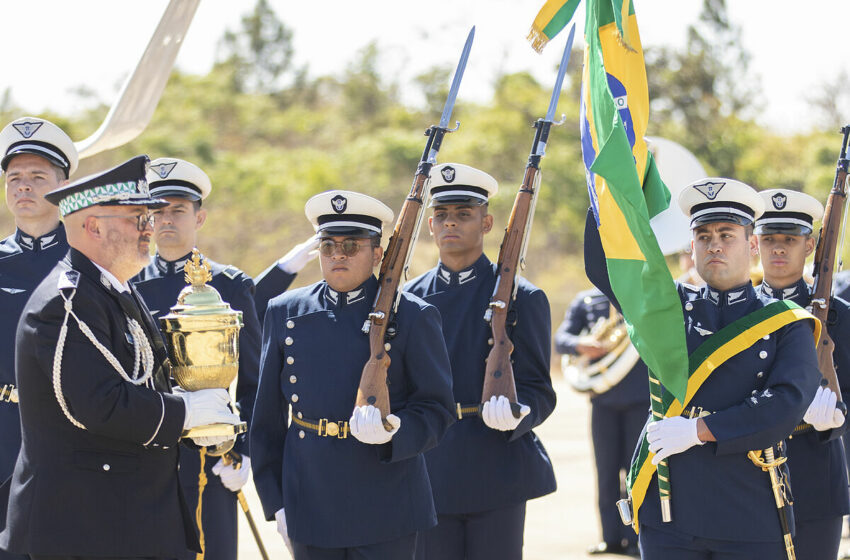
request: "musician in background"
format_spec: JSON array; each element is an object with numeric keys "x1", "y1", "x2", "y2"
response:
[{"x1": 555, "y1": 288, "x2": 646, "y2": 558}]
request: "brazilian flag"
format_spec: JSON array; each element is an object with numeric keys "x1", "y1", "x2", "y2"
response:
[{"x1": 529, "y1": 0, "x2": 690, "y2": 529}]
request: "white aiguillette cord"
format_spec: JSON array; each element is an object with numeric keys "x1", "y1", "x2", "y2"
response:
[{"x1": 52, "y1": 288, "x2": 154, "y2": 430}]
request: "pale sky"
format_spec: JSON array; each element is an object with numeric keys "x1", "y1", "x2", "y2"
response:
[{"x1": 3, "y1": 0, "x2": 847, "y2": 135}]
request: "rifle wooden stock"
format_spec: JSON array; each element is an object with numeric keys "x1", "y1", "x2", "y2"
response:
[
  {"x1": 355, "y1": 161, "x2": 432, "y2": 428},
  {"x1": 810, "y1": 126, "x2": 850, "y2": 404},
  {"x1": 481, "y1": 166, "x2": 538, "y2": 416}
]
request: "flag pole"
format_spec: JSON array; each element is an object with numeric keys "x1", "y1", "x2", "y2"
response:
[{"x1": 648, "y1": 372, "x2": 672, "y2": 521}]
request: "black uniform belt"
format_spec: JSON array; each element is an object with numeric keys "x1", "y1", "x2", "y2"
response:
[
  {"x1": 680, "y1": 406, "x2": 712, "y2": 419},
  {"x1": 0, "y1": 384, "x2": 17, "y2": 404},
  {"x1": 291, "y1": 414, "x2": 349, "y2": 438},
  {"x1": 456, "y1": 403, "x2": 481, "y2": 419}
]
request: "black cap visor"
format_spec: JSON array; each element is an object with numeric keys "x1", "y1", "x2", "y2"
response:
[{"x1": 2, "y1": 144, "x2": 70, "y2": 178}]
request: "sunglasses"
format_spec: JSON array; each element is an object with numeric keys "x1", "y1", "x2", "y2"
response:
[
  {"x1": 319, "y1": 238, "x2": 371, "y2": 257},
  {"x1": 92, "y1": 213, "x2": 155, "y2": 231}
]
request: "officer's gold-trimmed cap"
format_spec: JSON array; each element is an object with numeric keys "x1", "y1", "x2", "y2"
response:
[
  {"x1": 146, "y1": 158, "x2": 212, "y2": 202},
  {"x1": 678, "y1": 177, "x2": 764, "y2": 228},
  {"x1": 428, "y1": 163, "x2": 498, "y2": 207},
  {"x1": 305, "y1": 190, "x2": 394, "y2": 237},
  {"x1": 755, "y1": 189, "x2": 824, "y2": 236},
  {"x1": 0, "y1": 117, "x2": 79, "y2": 178}
]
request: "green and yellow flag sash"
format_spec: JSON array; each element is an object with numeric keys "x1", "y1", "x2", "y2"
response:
[{"x1": 627, "y1": 299, "x2": 821, "y2": 532}]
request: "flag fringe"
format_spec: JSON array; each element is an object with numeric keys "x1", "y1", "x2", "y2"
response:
[{"x1": 527, "y1": 28, "x2": 550, "y2": 54}]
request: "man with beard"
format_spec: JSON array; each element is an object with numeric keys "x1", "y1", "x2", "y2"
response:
[{"x1": 0, "y1": 156, "x2": 240, "y2": 559}]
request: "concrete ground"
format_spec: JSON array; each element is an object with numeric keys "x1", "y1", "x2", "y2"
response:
[{"x1": 234, "y1": 379, "x2": 850, "y2": 559}]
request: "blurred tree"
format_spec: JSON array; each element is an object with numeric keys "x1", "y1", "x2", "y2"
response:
[
  {"x1": 645, "y1": 0, "x2": 760, "y2": 177},
  {"x1": 216, "y1": 0, "x2": 298, "y2": 95}
]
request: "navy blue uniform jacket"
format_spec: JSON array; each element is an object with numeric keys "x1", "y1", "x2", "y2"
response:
[
  {"x1": 133, "y1": 252, "x2": 261, "y2": 458},
  {"x1": 251, "y1": 276, "x2": 455, "y2": 548},
  {"x1": 0, "y1": 225, "x2": 68, "y2": 482},
  {"x1": 253, "y1": 261, "x2": 296, "y2": 325},
  {"x1": 0, "y1": 249, "x2": 198, "y2": 557},
  {"x1": 584, "y1": 210, "x2": 820, "y2": 541},
  {"x1": 554, "y1": 287, "x2": 648, "y2": 407},
  {"x1": 757, "y1": 279, "x2": 850, "y2": 523},
  {"x1": 405, "y1": 255, "x2": 557, "y2": 514}
]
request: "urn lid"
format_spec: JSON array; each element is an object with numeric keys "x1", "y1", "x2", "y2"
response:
[{"x1": 163, "y1": 248, "x2": 240, "y2": 318}]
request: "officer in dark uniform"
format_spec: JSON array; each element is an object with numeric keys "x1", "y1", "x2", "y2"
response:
[
  {"x1": 754, "y1": 188, "x2": 850, "y2": 560},
  {"x1": 555, "y1": 288, "x2": 646, "y2": 557},
  {"x1": 131, "y1": 157, "x2": 261, "y2": 560},
  {"x1": 405, "y1": 163, "x2": 556, "y2": 560},
  {"x1": 0, "y1": 118, "x2": 77, "y2": 508},
  {"x1": 0, "y1": 117, "x2": 78, "y2": 560},
  {"x1": 584, "y1": 177, "x2": 822, "y2": 559},
  {"x1": 0, "y1": 155, "x2": 240, "y2": 559},
  {"x1": 251, "y1": 190, "x2": 455, "y2": 560}
]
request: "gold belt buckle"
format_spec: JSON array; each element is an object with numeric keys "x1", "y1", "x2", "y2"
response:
[
  {"x1": 318, "y1": 418, "x2": 348, "y2": 439},
  {"x1": 1, "y1": 385, "x2": 17, "y2": 403}
]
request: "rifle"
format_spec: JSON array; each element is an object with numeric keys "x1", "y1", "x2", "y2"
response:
[
  {"x1": 480, "y1": 25, "x2": 575, "y2": 412},
  {"x1": 355, "y1": 27, "x2": 475, "y2": 426},
  {"x1": 809, "y1": 125, "x2": 850, "y2": 412}
]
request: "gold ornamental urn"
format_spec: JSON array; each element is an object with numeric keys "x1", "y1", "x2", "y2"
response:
[{"x1": 160, "y1": 249, "x2": 246, "y2": 445}]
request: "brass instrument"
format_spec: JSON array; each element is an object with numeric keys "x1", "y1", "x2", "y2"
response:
[
  {"x1": 562, "y1": 305, "x2": 640, "y2": 394},
  {"x1": 160, "y1": 248, "x2": 246, "y2": 455}
]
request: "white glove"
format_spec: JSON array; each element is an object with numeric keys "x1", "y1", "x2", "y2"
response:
[
  {"x1": 481, "y1": 395, "x2": 530, "y2": 431},
  {"x1": 212, "y1": 456, "x2": 251, "y2": 492},
  {"x1": 176, "y1": 387, "x2": 240, "y2": 430},
  {"x1": 349, "y1": 405, "x2": 400, "y2": 445},
  {"x1": 279, "y1": 236, "x2": 319, "y2": 274},
  {"x1": 804, "y1": 386, "x2": 846, "y2": 431},
  {"x1": 646, "y1": 416, "x2": 704, "y2": 465},
  {"x1": 275, "y1": 508, "x2": 294, "y2": 557},
  {"x1": 191, "y1": 435, "x2": 231, "y2": 447}
]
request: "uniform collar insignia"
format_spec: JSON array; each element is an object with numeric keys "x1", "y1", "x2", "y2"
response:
[
  {"x1": 15, "y1": 226, "x2": 65, "y2": 252},
  {"x1": 324, "y1": 280, "x2": 372, "y2": 307},
  {"x1": 155, "y1": 252, "x2": 192, "y2": 275},
  {"x1": 436, "y1": 260, "x2": 479, "y2": 286},
  {"x1": 325, "y1": 288, "x2": 339, "y2": 305},
  {"x1": 17, "y1": 233, "x2": 34, "y2": 250},
  {"x1": 704, "y1": 283, "x2": 753, "y2": 307},
  {"x1": 760, "y1": 279, "x2": 805, "y2": 301}
]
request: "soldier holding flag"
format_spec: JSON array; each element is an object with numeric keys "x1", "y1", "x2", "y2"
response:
[{"x1": 585, "y1": 179, "x2": 822, "y2": 558}]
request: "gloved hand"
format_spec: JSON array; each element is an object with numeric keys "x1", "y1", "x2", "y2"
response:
[
  {"x1": 176, "y1": 387, "x2": 240, "y2": 430},
  {"x1": 349, "y1": 405, "x2": 400, "y2": 445},
  {"x1": 212, "y1": 456, "x2": 251, "y2": 492},
  {"x1": 804, "y1": 386, "x2": 846, "y2": 431},
  {"x1": 279, "y1": 236, "x2": 319, "y2": 274},
  {"x1": 647, "y1": 416, "x2": 704, "y2": 465},
  {"x1": 275, "y1": 508, "x2": 294, "y2": 557},
  {"x1": 481, "y1": 395, "x2": 530, "y2": 431},
  {"x1": 191, "y1": 435, "x2": 231, "y2": 447}
]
